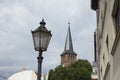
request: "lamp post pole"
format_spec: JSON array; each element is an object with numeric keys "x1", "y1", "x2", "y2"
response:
[
  {"x1": 31, "y1": 19, "x2": 52, "y2": 80},
  {"x1": 37, "y1": 49, "x2": 43, "y2": 80}
]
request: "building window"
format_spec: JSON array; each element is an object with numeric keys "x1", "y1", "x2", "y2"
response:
[
  {"x1": 101, "y1": 2, "x2": 107, "y2": 37},
  {"x1": 68, "y1": 55, "x2": 71, "y2": 60},
  {"x1": 106, "y1": 35, "x2": 109, "y2": 52},
  {"x1": 115, "y1": 2, "x2": 120, "y2": 31},
  {"x1": 113, "y1": 0, "x2": 120, "y2": 32},
  {"x1": 95, "y1": 70, "x2": 98, "y2": 74},
  {"x1": 72, "y1": 55, "x2": 74, "y2": 60},
  {"x1": 103, "y1": 54, "x2": 105, "y2": 62},
  {"x1": 101, "y1": 67, "x2": 102, "y2": 73},
  {"x1": 103, "y1": 2, "x2": 107, "y2": 21}
]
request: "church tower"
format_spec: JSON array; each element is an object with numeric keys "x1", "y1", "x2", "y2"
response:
[{"x1": 60, "y1": 23, "x2": 77, "y2": 67}]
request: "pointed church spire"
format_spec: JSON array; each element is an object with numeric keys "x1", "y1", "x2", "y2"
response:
[
  {"x1": 61, "y1": 22, "x2": 77, "y2": 56},
  {"x1": 64, "y1": 22, "x2": 73, "y2": 51}
]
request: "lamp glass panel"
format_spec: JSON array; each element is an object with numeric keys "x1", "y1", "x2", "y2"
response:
[
  {"x1": 32, "y1": 31, "x2": 40, "y2": 51},
  {"x1": 40, "y1": 32, "x2": 51, "y2": 51}
]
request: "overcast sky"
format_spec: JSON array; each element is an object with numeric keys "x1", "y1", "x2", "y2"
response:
[{"x1": 0, "y1": 0, "x2": 96, "y2": 77}]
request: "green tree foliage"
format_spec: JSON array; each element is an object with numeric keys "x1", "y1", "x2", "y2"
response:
[{"x1": 48, "y1": 59, "x2": 92, "y2": 80}]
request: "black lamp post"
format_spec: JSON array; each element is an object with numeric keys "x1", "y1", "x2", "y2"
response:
[{"x1": 31, "y1": 19, "x2": 52, "y2": 80}]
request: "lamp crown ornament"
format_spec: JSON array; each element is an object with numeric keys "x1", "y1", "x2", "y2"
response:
[{"x1": 40, "y1": 18, "x2": 46, "y2": 26}]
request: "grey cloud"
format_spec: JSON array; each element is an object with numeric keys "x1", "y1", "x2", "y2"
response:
[{"x1": 0, "y1": 0, "x2": 96, "y2": 75}]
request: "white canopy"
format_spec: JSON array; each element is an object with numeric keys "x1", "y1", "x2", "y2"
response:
[{"x1": 8, "y1": 70, "x2": 37, "y2": 80}]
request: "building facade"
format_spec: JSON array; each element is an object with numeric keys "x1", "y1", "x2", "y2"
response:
[
  {"x1": 91, "y1": 0, "x2": 120, "y2": 80},
  {"x1": 91, "y1": 61, "x2": 99, "y2": 80},
  {"x1": 60, "y1": 23, "x2": 77, "y2": 67}
]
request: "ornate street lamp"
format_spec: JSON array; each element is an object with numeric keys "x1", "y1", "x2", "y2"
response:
[{"x1": 31, "y1": 19, "x2": 52, "y2": 80}]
